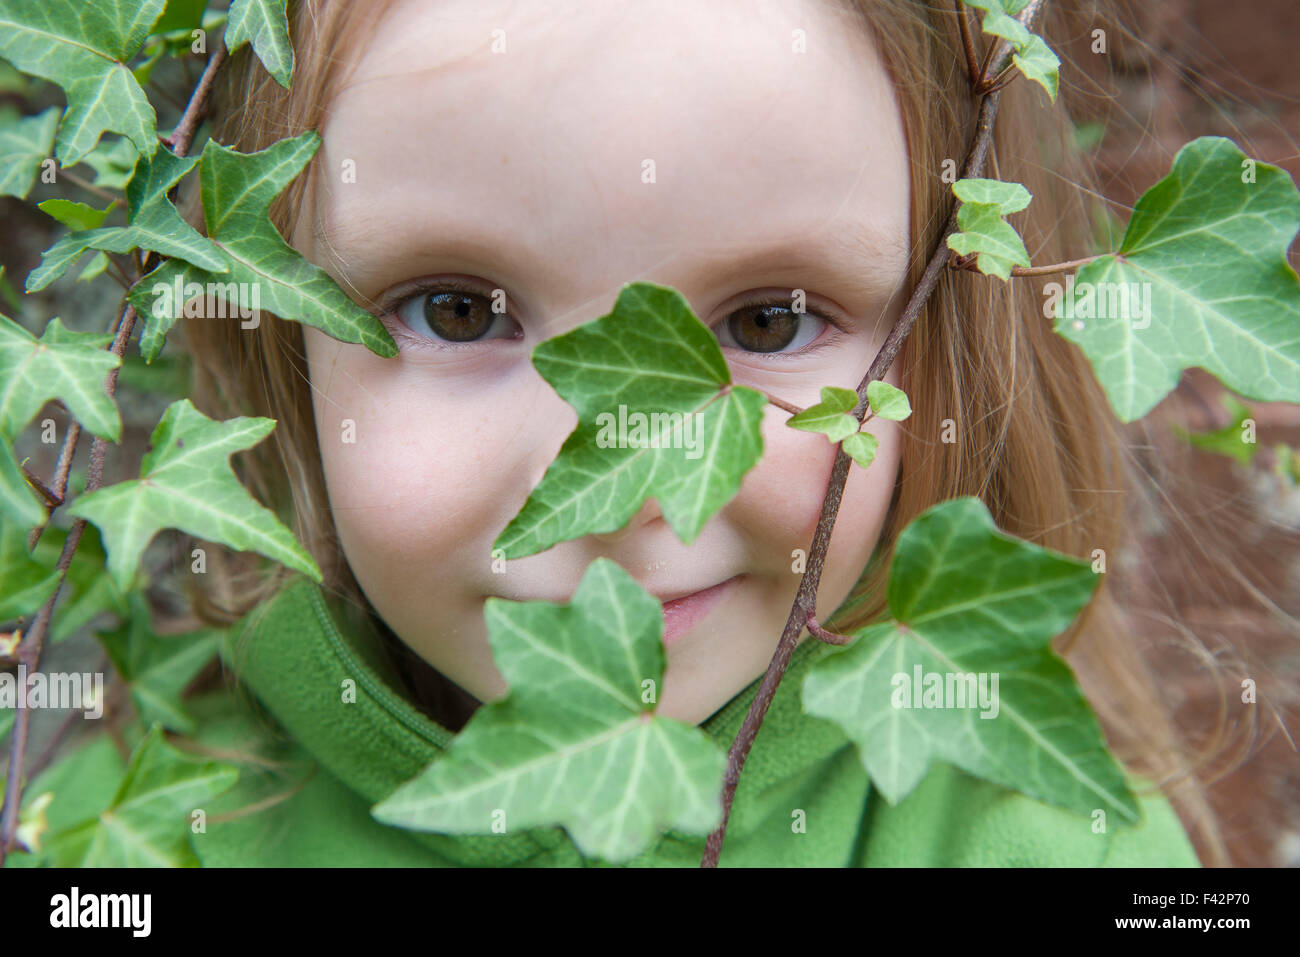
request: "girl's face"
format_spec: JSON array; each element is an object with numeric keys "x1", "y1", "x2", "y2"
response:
[{"x1": 297, "y1": 0, "x2": 912, "y2": 724}]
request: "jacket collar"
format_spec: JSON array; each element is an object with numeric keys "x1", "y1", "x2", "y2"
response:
[{"x1": 223, "y1": 576, "x2": 854, "y2": 865}]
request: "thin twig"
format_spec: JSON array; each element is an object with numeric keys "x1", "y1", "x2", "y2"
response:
[
  {"x1": 105, "y1": 255, "x2": 135, "y2": 290},
  {"x1": 763, "y1": 392, "x2": 805, "y2": 417},
  {"x1": 19, "y1": 465, "x2": 60, "y2": 509},
  {"x1": 956, "y1": 1, "x2": 981, "y2": 86},
  {"x1": 0, "y1": 37, "x2": 230, "y2": 866},
  {"x1": 56, "y1": 170, "x2": 119, "y2": 205},
  {"x1": 953, "y1": 253, "x2": 1103, "y2": 277},
  {"x1": 701, "y1": 2, "x2": 1045, "y2": 867},
  {"x1": 164, "y1": 39, "x2": 228, "y2": 156},
  {"x1": 702, "y1": 85, "x2": 1016, "y2": 869},
  {"x1": 982, "y1": 64, "x2": 1020, "y2": 95},
  {"x1": 26, "y1": 422, "x2": 80, "y2": 552},
  {"x1": 806, "y1": 616, "x2": 853, "y2": 646},
  {"x1": 0, "y1": 305, "x2": 136, "y2": 864}
]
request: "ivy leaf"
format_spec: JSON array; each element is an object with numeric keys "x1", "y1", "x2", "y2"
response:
[
  {"x1": 67, "y1": 398, "x2": 322, "y2": 592},
  {"x1": 787, "y1": 386, "x2": 859, "y2": 442},
  {"x1": 126, "y1": 132, "x2": 397, "y2": 362},
  {"x1": 28, "y1": 148, "x2": 225, "y2": 292},
  {"x1": 1173, "y1": 394, "x2": 1259, "y2": 467},
  {"x1": 1013, "y1": 34, "x2": 1061, "y2": 102},
  {"x1": 1055, "y1": 138, "x2": 1300, "y2": 422},
  {"x1": 226, "y1": 0, "x2": 293, "y2": 89},
  {"x1": 842, "y1": 431, "x2": 878, "y2": 470},
  {"x1": 493, "y1": 282, "x2": 767, "y2": 558},
  {"x1": 0, "y1": 514, "x2": 60, "y2": 620},
  {"x1": 964, "y1": 0, "x2": 1031, "y2": 47},
  {"x1": 150, "y1": 0, "x2": 209, "y2": 35},
  {"x1": 0, "y1": 105, "x2": 57, "y2": 200},
  {"x1": 952, "y1": 178, "x2": 1031, "y2": 214},
  {"x1": 38, "y1": 198, "x2": 113, "y2": 231},
  {"x1": 866, "y1": 380, "x2": 912, "y2": 421},
  {"x1": 98, "y1": 594, "x2": 220, "y2": 733},
  {"x1": 802, "y1": 496, "x2": 1139, "y2": 824},
  {"x1": 74, "y1": 135, "x2": 138, "y2": 192},
  {"x1": 947, "y1": 179, "x2": 1032, "y2": 281},
  {"x1": 0, "y1": 0, "x2": 165, "y2": 164},
  {"x1": 0, "y1": 314, "x2": 121, "y2": 526},
  {"x1": 964, "y1": 0, "x2": 1059, "y2": 102},
  {"x1": 47, "y1": 726, "x2": 237, "y2": 866},
  {"x1": 31, "y1": 522, "x2": 131, "y2": 642},
  {"x1": 373, "y1": 558, "x2": 727, "y2": 862}
]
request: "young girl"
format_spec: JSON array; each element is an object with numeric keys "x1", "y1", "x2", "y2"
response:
[{"x1": 180, "y1": 0, "x2": 1231, "y2": 866}]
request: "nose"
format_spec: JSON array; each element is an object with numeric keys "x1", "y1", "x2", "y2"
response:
[{"x1": 590, "y1": 498, "x2": 663, "y2": 544}]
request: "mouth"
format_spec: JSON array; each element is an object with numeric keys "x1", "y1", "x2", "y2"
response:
[{"x1": 658, "y1": 576, "x2": 740, "y2": 646}]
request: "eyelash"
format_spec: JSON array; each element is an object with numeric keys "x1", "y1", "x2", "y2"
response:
[{"x1": 377, "y1": 282, "x2": 849, "y2": 355}]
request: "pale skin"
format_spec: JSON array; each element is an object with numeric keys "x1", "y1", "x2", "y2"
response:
[{"x1": 296, "y1": 0, "x2": 912, "y2": 725}]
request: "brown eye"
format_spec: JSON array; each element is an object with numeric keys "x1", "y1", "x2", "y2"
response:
[
  {"x1": 391, "y1": 285, "x2": 519, "y2": 344},
  {"x1": 715, "y1": 302, "x2": 826, "y2": 354},
  {"x1": 424, "y1": 292, "x2": 493, "y2": 341}
]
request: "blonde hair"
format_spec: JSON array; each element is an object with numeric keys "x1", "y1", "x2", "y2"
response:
[{"x1": 182, "y1": 0, "x2": 1289, "y2": 867}]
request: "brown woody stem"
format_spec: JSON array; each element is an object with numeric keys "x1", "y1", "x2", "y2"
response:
[
  {"x1": 0, "y1": 37, "x2": 229, "y2": 866},
  {"x1": 701, "y1": 82, "x2": 1015, "y2": 868},
  {"x1": 763, "y1": 392, "x2": 805, "y2": 417},
  {"x1": 807, "y1": 616, "x2": 853, "y2": 646}
]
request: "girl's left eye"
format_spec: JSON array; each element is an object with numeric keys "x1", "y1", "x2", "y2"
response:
[
  {"x1": 391, "y1": 285, "x2": 520, "y2": 343},
  {"x1": 711, "y1": 300, "x2": 828, "y2": 354}
]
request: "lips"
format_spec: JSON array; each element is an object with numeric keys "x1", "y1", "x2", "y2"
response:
[
  {"x1": 497, "y1": 574, "x2": 740, "y2": 646},
  {"x1": 659, "y1": 576, "x2": 739, "y2": 646}
]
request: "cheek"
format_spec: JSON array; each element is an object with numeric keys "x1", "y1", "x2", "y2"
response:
[
  {"x1": 726, "y1": 374, "x2": 904, "y2": 607},
  {"x1": 305, "y1": 342, "x2": 537, "y2": 595},
  {"x1": 734, "y1": 409, "x2": 841, "y2": 559}
]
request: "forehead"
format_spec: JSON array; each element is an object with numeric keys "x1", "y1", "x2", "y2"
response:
[{"x1": 307, "y1": 0, "x2": 911, "y2": 308}]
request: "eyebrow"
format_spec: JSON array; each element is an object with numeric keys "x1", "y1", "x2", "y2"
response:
[{"x1": 314, "y1": 208, "x2": 908, "y2": 315}]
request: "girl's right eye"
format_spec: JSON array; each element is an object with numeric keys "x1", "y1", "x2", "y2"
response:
[{"x1": 391, "y1": 285, "x2": 521, "y2": 344}]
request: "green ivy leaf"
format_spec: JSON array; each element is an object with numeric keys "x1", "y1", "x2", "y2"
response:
[
  {"x1": 493, "y1": 282, "x2": 767, "y2": 558},
  {"x1": 787, "y1": 385, "x2": 859, "y2": 441},
  {"x1": 952, "y1": 178, "x2": 1031, "y2": 214},
  {"x1": 38, "y1": 198, "x2": 113, "y2": 231},
  {"x1": 964, "y1": 0, "x2": 1059, "y2": 102},
  {"x1": 226, "y1": 0, "x2": 293, "y2": 88},
  {"x1": 0, "y1": 105, "x2": 57, "y2": 200},
  {"x1": 68, "y1": 398, "x2": 322, "y2": 591},
  {"x1": 98, "y1": 594, "x2": 221, "y2": 733},
  {"x1": 47, "y1": 726, "x2": 237, "y2": 866},
  {"x1": 802, "y1": 496, "x2": 1139, "y2": 824},
  {"x1": 1013, "y1": 34, "x2": 1061, "y2": 102},
  {"x1": 29, "y1": 147, "x2": 225, "y2": 292},
  {"x1": 866, "y1": 380, "x2": 912, "y2": 421},
  {"x1": 0, "y1": 514, "x2": 60, "y2": 620},
  {"x1": 150, "y1": 0, "x2": 209, "y2": 35},
  {"x1": 964, "y1": 0, "x2": 1031, "y2": 47},
  {"x1": 373, "y1": 559, "x2": 727, "y2": 863},
  {"x1": 842, "y1": 431, "x2": 878, "y2": 470},
  {"x1": 1173, "y1": 394, "x2": 1259, "y2": 466},
  {"x1": 947, "y1": 178, "x2": 1032, "y2": 281},
  {"x1": 0, "y1": 314, "x2": 121, "y2": 526},
  {"x1": 77, "y1": 252, "x2": 111, "y2": 283},
  {"x1": 127, "y1": 132, "x2": 397, "y2": 361},
  {"x1": 1054, "y1": 137, "x2": 1300, "y2": 422},
  {"x1": 31, "y1": 522, "x2": 132, "y2": 642},
  {"x1": 74, "y1": 136, "x2": 138, "y2": 192},
  {"x1": 0, "y1": 0, "x2": 165, "y2": 164}
]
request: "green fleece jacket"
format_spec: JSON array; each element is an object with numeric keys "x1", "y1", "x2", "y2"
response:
[{"x1": 190, "y1": 577, "x2": 1202, "y2": 867}]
